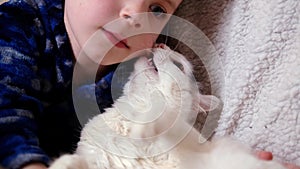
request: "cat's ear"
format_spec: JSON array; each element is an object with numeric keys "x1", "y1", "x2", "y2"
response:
[{"x1": 198, "y1": 94, "x2": 222, "y2": 112}]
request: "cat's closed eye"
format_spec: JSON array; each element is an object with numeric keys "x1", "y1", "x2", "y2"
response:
[{"x1": 173, "y1": 61, "x2": 184, "y2": 72}]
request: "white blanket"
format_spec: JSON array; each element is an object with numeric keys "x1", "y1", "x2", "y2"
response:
[{"x1": 173, "y1": 0, "x2": 300, "y2": 165}]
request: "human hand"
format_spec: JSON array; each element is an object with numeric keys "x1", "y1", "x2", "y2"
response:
[
  {"x1": 21, "y1": 163, "x2": 47, "y2": 169},
  {"x1": 283, "y1": 163, "x2": 300, "y2": 169},
  {"x1": 256, "y1": 151, "x2": 300, "y2": 169}
]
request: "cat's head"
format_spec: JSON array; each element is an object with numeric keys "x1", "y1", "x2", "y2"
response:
[{"x1": 121, "y1": 45, "x2": 219, "y2": 123}]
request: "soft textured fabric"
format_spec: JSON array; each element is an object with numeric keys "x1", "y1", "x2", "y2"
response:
[
  {"x1": 0, "y1": 0, "x2": 115, "y2": 168},
  {"x1": 173, "y1": 0, "x2": 300, "y2": 165}
]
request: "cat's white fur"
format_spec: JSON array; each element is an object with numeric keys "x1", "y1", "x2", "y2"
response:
[{"x1": 50, "y1": 45, "x2": 285, "y2": 169}]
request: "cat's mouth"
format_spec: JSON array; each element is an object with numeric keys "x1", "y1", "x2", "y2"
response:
[{"x1": 147, "y1": 58, "x2": 158, "y2": 72}]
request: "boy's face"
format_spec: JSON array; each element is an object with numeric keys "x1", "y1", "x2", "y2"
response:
[{"x1": 64, "y1": 0, "x2": 182, "y2": 65}]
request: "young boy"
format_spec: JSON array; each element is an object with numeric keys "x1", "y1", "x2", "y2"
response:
[{"x1": 0, "y1": 0, "x2": 182, "y2": 169}]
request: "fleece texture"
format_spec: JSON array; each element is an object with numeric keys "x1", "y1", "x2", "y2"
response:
[{"x1": 172, "y1": 0, "x2": 300, "y2": 165}]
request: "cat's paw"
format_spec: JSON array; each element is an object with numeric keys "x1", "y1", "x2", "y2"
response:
[{"x1": 49, "y1": 154, "x2": 88, "y2": 169}]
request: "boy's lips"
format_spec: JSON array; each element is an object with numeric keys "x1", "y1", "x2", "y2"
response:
[{"x1": 101, "y1": 28, "x2": 129, "y2": 49}]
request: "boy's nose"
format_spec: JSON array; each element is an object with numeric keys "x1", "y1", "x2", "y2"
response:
[{"x1": 120, "y1": 2, "x2": 147, "y2": 28}]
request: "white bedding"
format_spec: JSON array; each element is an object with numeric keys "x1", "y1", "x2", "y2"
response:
[{"x1": 173, "y1": 0, "x2": 300, "y2": 165}]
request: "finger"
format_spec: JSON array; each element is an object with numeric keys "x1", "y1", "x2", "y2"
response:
[{"x1": 284, "y1": 163, "x2": 300, "y2": 169}]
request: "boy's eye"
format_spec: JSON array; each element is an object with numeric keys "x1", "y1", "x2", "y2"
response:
[{"x1": 150, "y1": 5, "x2": 167, "y2": 18}]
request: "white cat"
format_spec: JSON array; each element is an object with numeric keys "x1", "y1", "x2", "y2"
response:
[{"x1": 50, "y1": 45, "x2": 286, "y2": 169}]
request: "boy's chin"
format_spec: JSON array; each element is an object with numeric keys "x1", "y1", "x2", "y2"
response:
[{"x1": 100, "y1": 48, "x2": 152, "y2": 65}]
